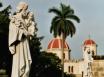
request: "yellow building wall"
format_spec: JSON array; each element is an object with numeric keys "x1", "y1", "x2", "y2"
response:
[{"x1": 92, "y1": 60, "x2": 104, "y2": 77}]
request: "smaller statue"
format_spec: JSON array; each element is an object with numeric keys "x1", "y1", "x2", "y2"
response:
[{"x1": 26, "y1": 12, "x2": 37, "y2": 37}]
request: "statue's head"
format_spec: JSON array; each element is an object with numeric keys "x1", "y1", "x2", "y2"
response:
[
  {"x1": 16, "y1": 2, "x2": 28, "y2": 18},
  {"x1": 16, "y1": 2, "x2": 28, "y2": 13}
]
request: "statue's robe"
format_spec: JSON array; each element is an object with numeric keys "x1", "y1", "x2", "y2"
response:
[{"x1": 9, "y1": 16, "x2": 32, "y2": 77}]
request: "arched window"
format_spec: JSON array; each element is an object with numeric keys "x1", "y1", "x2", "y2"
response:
[
  {"x1": 63, "y1": 53, "x2": 65, "y2": 59},
  {"x1": 68, "y1": 66, "x2": 70, "y2": 72},
  {"x1": 92, "y1": 50, "x2": 94, "y2": 56},
  {"x1": 69, "y1": 66, "x2": 74, "y2": 73},
  {"x1": 82, "y1": 71, "x2": 83, "y2": 77},
  {"x1": 71, "y1": 66, "x2": 73, "y2": 73}
]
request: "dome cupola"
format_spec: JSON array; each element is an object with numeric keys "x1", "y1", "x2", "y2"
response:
[
  {"x1": 83, "y1": 39, "x2": 96, "y2": 45},
  {"x1": 47, "y1": 37, "x2": 70, "y2": 50},
  {"x1": 47, "y1": 36, "x2": 71, "y2": 60}
]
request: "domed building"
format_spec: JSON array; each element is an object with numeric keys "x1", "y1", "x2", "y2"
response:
[
  {"x1": 46, "y1": 37, "x2": 104, "y2": 77},
  {"x1": 47, "y1": 36, "x2": 71, "y2": 60}
]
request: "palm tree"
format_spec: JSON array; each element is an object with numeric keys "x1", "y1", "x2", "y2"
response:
[{"x1": 49, "y1": 3, "x2": 80, "y2": 77}]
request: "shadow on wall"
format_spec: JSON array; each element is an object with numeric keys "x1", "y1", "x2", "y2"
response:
[{"x1": 93, "y1": 56, "x2": 104, "y2": 60}]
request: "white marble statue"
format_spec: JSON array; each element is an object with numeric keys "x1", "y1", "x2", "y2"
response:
[{"x1": 9, "y1": 2, "x2": 36, "y2": 77}]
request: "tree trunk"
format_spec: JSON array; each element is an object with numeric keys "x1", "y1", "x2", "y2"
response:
[{"x1": 61, "y1": 32, "x2": 65, "y2": 77}]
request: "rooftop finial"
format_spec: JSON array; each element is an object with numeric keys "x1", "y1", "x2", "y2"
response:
[{"x1": 88, "y1": 34, "x2": 91, "y2": 39}]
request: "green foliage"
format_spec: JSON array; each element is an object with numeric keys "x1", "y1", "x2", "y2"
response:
[
  {"x1": 29, "y1": 34, "x2": 62, "y2": 77},
  {"x1": 0, "y1": 4, "x2": 11, "y2": 34},
  {"x1": 49, "y1": 3, "x2": 80, "y2": 38},
  {"x1": 29, "y1": 51, "x2": 62, "y2": 77},
  {"x1": 0, "y1": 3, "x2": 12, "y2": 77},
  {"x1": 29, "y1": 34, "x2": 43, "y2": 58}
]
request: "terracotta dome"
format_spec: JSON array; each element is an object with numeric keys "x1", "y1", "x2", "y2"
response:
[
  {"x1": 47, "y1": 38, "x2": 70, "y2": 49},
  {"x1": 83, "y1": 39, "x2": 96, "y2": 45}
]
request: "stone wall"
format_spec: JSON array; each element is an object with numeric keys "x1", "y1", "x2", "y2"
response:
[
  {"x1": 0, "y1": 69, "x2": 8, "y2": 77},
  {"x1": 92, "y1": 60, "x2": 104, "y2": 77},
  {"x1": 75, "y1": 74, "x2": 82, "y2": 77}
]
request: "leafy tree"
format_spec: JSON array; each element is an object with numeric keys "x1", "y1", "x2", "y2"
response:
[
  {"x1": 49, "y1": 3, "x2": 80, "y2": 77},
  {"x1": 0, "y1": 4, "x2": 11, "y2": 34},
  {"x1": 29, "y1": 34, "x2": 43, "y2": 59},
  {"x1": 29, "y1": 51, "x2": 62, "y2": 77},
  {"x1": 29, "y1": 34, "x2": 43, "y2": 77},
  {"x1": 29, "y1": 34, "x2": 62, "y2": 77},
  {"x1": 0, "y1": 2, "x2": 12, "y2": 77}
]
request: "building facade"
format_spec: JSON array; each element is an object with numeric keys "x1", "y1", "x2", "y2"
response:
[{"x1": 47, "y1": 36, "x2": 104, "y2": 77}]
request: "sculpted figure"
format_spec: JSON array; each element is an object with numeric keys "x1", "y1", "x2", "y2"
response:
[
  {"x1": 9, "y1": 2, "x2": 36, "y2": 77},
  {"x1": 26, "y1": 12, "x2": 37, "y2": 37},
  {"x1": 83, "y1": 47, "x2": 93, "y2": 77}
]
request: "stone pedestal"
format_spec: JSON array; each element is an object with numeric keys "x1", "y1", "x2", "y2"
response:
[{"x1": 0, "y1": 69, "x2": 8, "y2": 77}]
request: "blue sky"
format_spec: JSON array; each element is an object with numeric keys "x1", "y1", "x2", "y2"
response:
[{"x1": 2, "y1": 0, "x2": 104, "y2": 59}]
